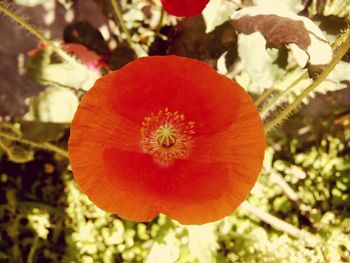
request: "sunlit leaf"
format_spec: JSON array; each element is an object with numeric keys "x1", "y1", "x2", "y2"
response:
[
  {"x1": 187, "y1": 223, "x2": 219, "y2": 263},
  {"x1": 202, "y1": 0, "x2": 239, "y2": 33},
  {"x1": 24, "y1": 87, "x2": 79, "y2": 123},
  {"x1": 12, "y1": 0, "x2": 46, "y2": 7},
  {"x1": 231, "y1": 6, "x2": 332, "y2": 69}
]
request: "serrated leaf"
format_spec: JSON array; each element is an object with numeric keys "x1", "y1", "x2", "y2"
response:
[
  {"x1": 231, "y1": 6, "x2": 332, "y2": 68},
  {"x1": 150, "y1": 16, "x2": 237, "y2": 67}
]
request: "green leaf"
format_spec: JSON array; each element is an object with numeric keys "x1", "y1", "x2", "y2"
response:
[
  {"x1": 20, "y1": 121, "x2": 67, "y2": 143},
  {"x1": 5, "y1": 144, "x2": 34, "y2": 163}
]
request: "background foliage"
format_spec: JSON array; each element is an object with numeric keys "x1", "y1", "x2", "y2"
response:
[{"x1": 0, "y1": 0, "x2": 349, "y2": 262}]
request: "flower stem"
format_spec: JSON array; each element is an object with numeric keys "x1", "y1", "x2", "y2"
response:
[
  {"x1": 265, "y1": 28, "x2": 350, "y2": 133},
  {"x1": 110, "y1": 0, "x2": 134, "y2": 51},
  {"x1": 0, "y1": 2, "x2": 49, "y2": 43},
  {"x1": 0, "y1": 130, "x2": 69, "y2": 159},
  {"x1": 0, "y1": 2, "x2": 89, "y2": 72}
]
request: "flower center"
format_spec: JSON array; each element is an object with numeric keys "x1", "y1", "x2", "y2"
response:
[{"x1": 140, "y1": 108, "x2": 195, "y2": 167}]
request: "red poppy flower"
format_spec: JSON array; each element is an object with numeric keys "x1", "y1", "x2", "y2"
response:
[
  {"x1": 160, "y1": 0, "x2": 210, "y2": 17},
  {"x1": 68, "y1": 56, "x2": 265, "y2": 225}
]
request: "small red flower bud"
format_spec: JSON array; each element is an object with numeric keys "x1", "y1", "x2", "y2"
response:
[{"x1": 160, "y1": 0, "x2": 210, "y2": 17}]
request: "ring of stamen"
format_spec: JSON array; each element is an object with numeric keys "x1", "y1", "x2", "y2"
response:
[{"x1": 140, "y1": 108, "x2": 195, "y2": 167}]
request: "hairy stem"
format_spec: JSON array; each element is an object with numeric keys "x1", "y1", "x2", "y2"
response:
[
  {"x1": 0, "y1": 2, "x2": 49, "y2": 43},
  {"x1": 261, "y1": 71, "x2": 308, "y2": 116},
  {"x1": 265, "y1": 28, "x2": 350, "y2": 132},
  {"x1": 0, "y1": 2, "x2": 89, "y2": 71}
]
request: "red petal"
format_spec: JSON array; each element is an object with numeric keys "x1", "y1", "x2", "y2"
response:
[
  {"x1": 69, "y1": 55, "x2": 266, "y2": 224},
  {"x1": 69, "y1": 73, "x2": 159, "y2": 221},
  {"x1": 161, "y1": 0, "x2": 210, "y2": 17},
  {"x1": 104, "y1": 56, "x2": 240, "y2": 135}
]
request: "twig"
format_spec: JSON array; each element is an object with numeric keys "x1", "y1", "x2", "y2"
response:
[
  {"x1": 265, "y1": 28, "x2": 350, "y2": 132},
  {"x1": 241, "y1": 201, "x2": 317, "y2": 243},
  {"x1": 269, "y1": 170, "x2": 313, "y2": 214},
  {"x1": 110, "y1": 0, "x2": 134, "y2": 51},
  {"x1": 155, "y1": 9, "x2": 165, "y2": 35}
]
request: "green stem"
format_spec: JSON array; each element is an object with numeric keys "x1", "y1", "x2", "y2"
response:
[
  {"x1": 155, "y1": 9, "x2": 165, "y2": 35},
  {"x1": 27, "y1": 235, "x2": 39, "y2": 263},
  {"x1": 110, "y1": 0, "x2": 134, "y2": 51},
  {"x1": 0, "y1": 2, "x2": 89, "y2": 71},
  {"x1": 0, "y1": 131, "x2": 69, "y2": 159},
  {"x1": 265, "y1": 29, "x2": 350, "y2": 133}
]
